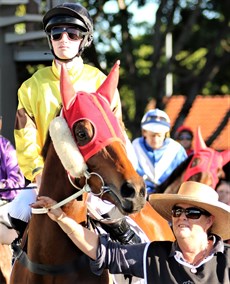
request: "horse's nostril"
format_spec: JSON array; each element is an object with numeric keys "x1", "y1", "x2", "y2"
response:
[{"x1": 120, "y1": 182, "x2": 135, "y2": 198}]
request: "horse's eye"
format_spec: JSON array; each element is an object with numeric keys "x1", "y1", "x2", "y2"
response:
[
  {"x1": 191, "y1": 157, "x2": 200, "y2": 167},
  {"x1": 77, "y1": 130, "x2": 87, "y2": 140},
  {"x1": 73, "y1": 120, "x2": 94, "y2": 146},
  {"x1": 76, "y1": 129, "x2": 88, "y2": 144}
]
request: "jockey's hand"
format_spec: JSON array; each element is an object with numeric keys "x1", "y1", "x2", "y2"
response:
[{"x1": 31, "y1": 196, "x2": 66, "y2": 222}]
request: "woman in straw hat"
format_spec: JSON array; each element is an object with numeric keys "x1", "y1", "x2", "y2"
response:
[{"x1": 32, "y1": 181, "x2": 230, "y2": 283}]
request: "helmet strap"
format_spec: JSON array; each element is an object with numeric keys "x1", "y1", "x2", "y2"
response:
[{"x1": 78, "y1": 36, "x2": 89, "y2": 56}]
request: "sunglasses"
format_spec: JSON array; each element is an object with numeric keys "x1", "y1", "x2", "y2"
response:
[
  {"x1": 50, "y1": 27, "x2": 84, "y2": 41},
  {"x1": 178, "y1": 135, "x2": 192, "y2": 141},
  {"x1": 172, "y1": 206, "x2": 211, "y2": 219}
]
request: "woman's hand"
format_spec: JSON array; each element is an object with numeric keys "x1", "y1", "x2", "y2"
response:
[{"x1": 31, "y1": 196, "x2": 66, "y2": 222}]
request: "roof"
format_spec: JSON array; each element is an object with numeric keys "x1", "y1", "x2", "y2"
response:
[{"x1": 164, "y1": 95, "x2": 230, "y2": 150}]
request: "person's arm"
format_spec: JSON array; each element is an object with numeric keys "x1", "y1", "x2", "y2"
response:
[
  {"x1": 32, "y1": 196, "x2": 147, "y2": 278},
  {"x1": 14, "y1": 80, "x2": 44, "y2": 182},
  {"x1": 56, "y1": 213, "x2": 98, "y2": 260},
  {"x1": 31, "y1": 196, "x2": 99, "y2": 260},
  {"x1": 0, "y1": 136, "x2": 25, "y2": 200}
]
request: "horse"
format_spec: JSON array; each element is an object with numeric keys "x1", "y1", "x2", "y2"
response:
[
  {"x1": 9, "y1": 61, "x2": 148, "y2": 284},
  {"x1": 156, "y1": 127, "x2": 230, "y2": 194}
]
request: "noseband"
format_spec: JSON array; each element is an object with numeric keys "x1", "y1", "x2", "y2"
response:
[{"x1": 31, "y1": 169, "x2": 112, "y2": 215}]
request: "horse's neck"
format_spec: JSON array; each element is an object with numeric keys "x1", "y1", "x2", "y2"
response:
[{"x1": 39, "y1": 142, "x2": 72, "y2": 200}]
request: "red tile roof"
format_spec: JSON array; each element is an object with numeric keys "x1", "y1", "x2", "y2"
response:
[{"x1": 165, "y1": 95, "x2": 230, "y2": 150}]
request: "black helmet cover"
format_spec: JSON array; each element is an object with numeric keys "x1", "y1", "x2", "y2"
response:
[{"x1": 43, "y1": 3, "x2": 93, "y2": 60}]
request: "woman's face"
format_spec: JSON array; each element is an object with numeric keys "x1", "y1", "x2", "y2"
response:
[
  {"x1": 143, "y1": 130, "x2": 166, "y2": 150},
  {"x1": 172, "y1": 203, "x2": 214, "y2": 240},
  {"x1": 51, "y1": 26, "x2": 83, "y2": 60}
]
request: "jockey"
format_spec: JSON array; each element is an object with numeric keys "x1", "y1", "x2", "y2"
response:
[
  {"x1": 132, "y1": 108, "x2": 188, "y2": 195},
  {"x1": 0, "y1": 118, "x2": 25, "y2": 244},
  {"x1": 0, "y1": 3, "x2": 139, "y2": 247},
  {"x1": 0, "y1": 135, "x2": 24, "y2": 203}
]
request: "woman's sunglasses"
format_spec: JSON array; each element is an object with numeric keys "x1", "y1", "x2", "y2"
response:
[
  {"x1": 50, "y1": 27, "x2": 84, "y2": 41},
  {"x1": 172, "y1": 206, "x2": 211, "y2": 219}
]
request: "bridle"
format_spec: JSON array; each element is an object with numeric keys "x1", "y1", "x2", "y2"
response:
[
  {"x1": 31, "y1": 170, "x2": 111, "y2": 215},
  {"x1": 13, "y1": 170, "x2": 118, "y2": 276}
]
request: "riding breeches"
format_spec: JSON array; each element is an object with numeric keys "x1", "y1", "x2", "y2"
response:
[{"x1": 5, "y1": 184, "x2": 37, "y2": 223}]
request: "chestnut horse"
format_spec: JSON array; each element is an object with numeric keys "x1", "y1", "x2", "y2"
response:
[
  {"x1": 10, "y1": 62, "x2": 147, "y2": 284},
  {"x1": 156, "y1": 127, "x2": 230, "y2": 194}
]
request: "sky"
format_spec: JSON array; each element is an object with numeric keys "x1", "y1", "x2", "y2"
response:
[
  {"x1": 103, "y1": 1, "x2": 157, "y2": 27},
  {"x1": 94, "y1": 1, "x2": 159, "y2": 62},
  {"x1": 129, "y1": 1, "x2": 157, "y2": 25}
]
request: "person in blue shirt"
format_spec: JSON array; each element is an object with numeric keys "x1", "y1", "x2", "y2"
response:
[{"x1": 132, "y1": 109, "x2": 187, "y2": 195}]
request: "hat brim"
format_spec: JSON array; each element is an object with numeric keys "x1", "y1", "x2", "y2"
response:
[
  {"x1": 142, "y1": 123, "x2": 169, "y2": 133},
  {"x1": 149, "y1": 194, "x2": 230, "y2": 240}
]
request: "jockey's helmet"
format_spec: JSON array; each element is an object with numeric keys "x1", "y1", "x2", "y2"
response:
[
  {"x1": 43, "y1": 3, "x2": 93, "y2": 59},
  {"x1": 141, "y1": 108, "x2": 170, "y2": 133}
]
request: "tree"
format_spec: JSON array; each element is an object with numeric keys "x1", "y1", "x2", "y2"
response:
[
  {"x1": 81, "y1": 0, "x2": 229, "y2": 139},
  {"x1": 14, "y1": 0, "x2": 230, "y2": 139}
]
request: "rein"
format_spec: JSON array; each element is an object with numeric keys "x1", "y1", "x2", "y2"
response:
[{"x1": 0, "y1": 186, "x2": 37, "y2": 193}]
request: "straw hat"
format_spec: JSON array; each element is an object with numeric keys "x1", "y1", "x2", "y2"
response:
[{"x1": 149, "y1": 181, "x2": 230, "y2": 240}]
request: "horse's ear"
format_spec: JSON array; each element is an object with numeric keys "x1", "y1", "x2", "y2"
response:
[
  {"x1": 195, "y1": 126, "x2": 207, "y2": 152},
  {"x1": 220, "y1": 149, "x2": 230, "y2": 166},
  {"x1": 60, "y1": 63, "x2": 76, "y2": 110},
  {"x1": 96, "y1": 60, "x2": 120, "y2": 104}
]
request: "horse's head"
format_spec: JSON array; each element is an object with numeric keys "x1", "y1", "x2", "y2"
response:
[
  {"x1": 183, "y1": 127, "x2": 230, "y2": 188},
  {"x1": 49, "y1": 61, "x2": 146, "y2": 215}
]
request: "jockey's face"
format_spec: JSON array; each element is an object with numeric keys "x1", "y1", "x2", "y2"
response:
[
  {"x1": 51, "y1": 25, "x2": 83, "y2": 60},
  {"x1": 143, "y1": 130, "x2": 166, "y2": 150}
]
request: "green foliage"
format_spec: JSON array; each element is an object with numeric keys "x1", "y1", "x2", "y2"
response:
[
  {"x1": 119, "y1": 85, "x2": 136, "y2": 120},
  {"x1": 12, "y1": 0, "x2": 230, "y2": 138},
  {"x1": 134, "y1": 44, "x2": 153, "y2": 75},
  {"x1": 176, "y1": 48, "x2": 207, "y2": 72},
  {"x1": 15, "y1": 4, "x2": 26, "y2": 16},
  {"x1": 15, "y1": 4, "x2": 26, "y2": 34}
]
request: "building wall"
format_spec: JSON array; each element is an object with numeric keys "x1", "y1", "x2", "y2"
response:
[{"x1": 0, "y1": 5, "x2": 18, "y2": 144}]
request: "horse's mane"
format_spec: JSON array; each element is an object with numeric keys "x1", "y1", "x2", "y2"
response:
[
  {"x1": 41, "y1": 133, "x2": 52, "y2": 161},
  {"x1": 41, "y1": 109, "x2": 62, "y2": 160},
  {"x1": 155, "y1": 154, "x2": 193, "y2": 193}
]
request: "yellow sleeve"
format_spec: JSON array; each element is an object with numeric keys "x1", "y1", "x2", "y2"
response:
[{"x1": 14, "y1": 80, "x2": 44, "y2": 181}]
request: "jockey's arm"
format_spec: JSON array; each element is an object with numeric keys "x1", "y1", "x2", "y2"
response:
[{"x1": 31, "y1": 196, "x2": 98, "y2": 260}]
